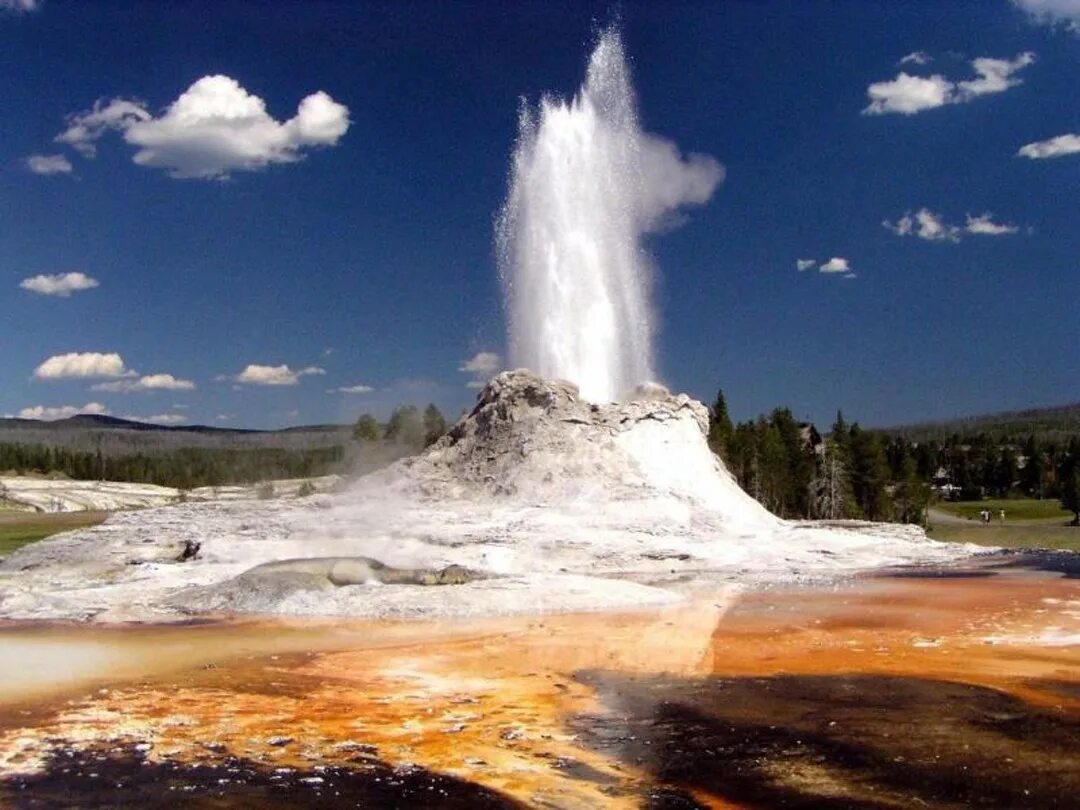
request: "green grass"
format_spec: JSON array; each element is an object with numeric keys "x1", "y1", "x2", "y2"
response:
[
  {"x1": 935, "y1": 498, "x2": 1072, "y2": 523},
  {"x1": 927, "y1": 523, "x2": 1080, "y2": 550},
  {"x1": 0, "y1": 511, "x2": 108, "y2": 556}
]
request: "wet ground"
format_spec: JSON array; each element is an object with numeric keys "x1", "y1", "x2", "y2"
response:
[{"x1": 0, "y1": 551, "x2": 1078, "y2": 808}]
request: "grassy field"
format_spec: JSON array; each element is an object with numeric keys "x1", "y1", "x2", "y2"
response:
[
  {"x1": 0, "y1": 510, "x2": 108, "y2": 556},
  {"x1": 934, "y1": 498, "x2": 1073, "y2": 522},
  {"x1": 927, "y1": 524, "x2": 1080, "y2": 550},
  {"x1": 928, "y1": 497, "x2": 1078, "y2": 550}
]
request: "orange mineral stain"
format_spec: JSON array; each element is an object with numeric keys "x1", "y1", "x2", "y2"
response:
[{"x1": 0, "y1": 567, "x2": 1077, "y2": 807}]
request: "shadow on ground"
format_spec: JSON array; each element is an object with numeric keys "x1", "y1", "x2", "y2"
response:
[
  {"x1": 1, "y1": 745, "x2": 523, "y2": 809},
  {"x1": 571, "y1": 670, "x2": 1080, "y2": 809}
]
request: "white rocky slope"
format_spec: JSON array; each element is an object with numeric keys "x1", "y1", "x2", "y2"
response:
[
  {"x1": 0, "y1": 475, "x2": 343, "y2": 514},
  {"x1": 0, "y1": 372, "x2": 970, "y2": 621}
]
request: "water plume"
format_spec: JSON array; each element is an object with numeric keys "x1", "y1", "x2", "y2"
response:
[{"x1": 497, "y1": 28, "x2": 724, "y2": 402}]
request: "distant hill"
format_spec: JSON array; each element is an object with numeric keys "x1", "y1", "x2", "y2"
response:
[
  {"x1": 0, "y1": 414, "x2": 353, "y2": 454},
  {"x1": 877, "y1": 402, "x2": 1080, "y2": 444}
]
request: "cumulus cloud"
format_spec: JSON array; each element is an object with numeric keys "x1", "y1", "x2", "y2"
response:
[
  {"x1": 334, "y1": 384, "x2": 374, "y2": 394},
  {"x1": 884, "y1": 208, "x2": 1019, "y2": 240},
  {"x1": 1017, "y1": 133, "x2": 1080, "y2": 158},
  {"x1": 882, "y1": 209, "x2": 958, "y2": 241},
  {"x1": 91, "y1": 373, "x2": 196, "y2": 393},
  {"x1": 55, "y1": 76, "x2": 350, "y2": 179},
  {"x1": 899, "y1": 51, "x2": 932, "y2": 66},
  {"x1": 232, "y1": 364, "x2": 323, "y2": 386},
  {"x1": 863, "y1": 72, "x2": 955, "y2": 115},
  {"x1": 458, "y1": 351, "x2": 501, "y2": 389},
  {"x1": 25, "y1": 154, "x2": 72, "y2": 175},
  {"x1": 863, "y1": 52, "x2": 1035, "y2": 115},
  {"x1": 18, "y1": 402, "x2": 108, "y2": 421},
  {"x1": 965, "y1": 212, "x2": 1019, "y2": 235},
  {"x1": 33, "y1": 352, "x2": 132, "y2": 380},
  {"x1": 1012, "y1": 0, "x2": 1080, "y2": 32},
  {"x1": 819, "y1": 257, "x2": 851, "y2": 274},
  {"x1": 55, "y1": 99, "x2": 150, "y2": 158},
  {"x1": 796, "y1": 259, "x2": 817, "y2": 271},
  {"x1": 459, "y1": 351, "x2": 501, "y2": 375},
  {"x1": 122, "y1": 413, "x2": 187, "y2": 425},
  {"x1": 955, "y1": 53, "x2": 1036, "y2": 100},
  {"x1": 20, "y1": 272, "x2": 98, "y2": 297}
]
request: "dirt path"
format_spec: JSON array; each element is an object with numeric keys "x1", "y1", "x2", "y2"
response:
[{"x1": 927, "y1": 506, "x2": 975, "y2": 526}]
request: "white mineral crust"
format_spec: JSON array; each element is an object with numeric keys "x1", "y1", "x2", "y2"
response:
[{"x1": 0, "y1": 371, "x2": 971, "y2": 622}]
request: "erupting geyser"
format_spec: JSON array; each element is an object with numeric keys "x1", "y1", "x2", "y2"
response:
[
  {"x1": 497, "y1": 28, "x2": 725, "y2": 403},
  {"x1": 0, "y1": 30, "x2": 962, "y2": 625}
]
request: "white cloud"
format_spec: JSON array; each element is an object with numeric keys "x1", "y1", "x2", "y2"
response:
[
  {"x1": 882, "y1": 208, "x2": 959, "y2": 242},
  {"x1": 796, "y1": 259, "x2": 816, "y2": 271},
  {"x1": 122, "y1": 413, "x2": 187, "y2": 425},
  {"x1": 819, "y1": 257, "x2": 851, "y2": 274},
  {"x1": 899, "y1": 51, "x2": 931, "y2": 66},
  {"x1": 18, "y1": 402, "x2": 108, "y2": 421},
  {"x1": 965, "y1": 212, "x2": 1019, "y2": 236},
  {"x1": 215, "y1": 413, "x2": 234, "y2": 422},
  {"x1": 911, "y1": 209, "x2": 959, "y2": 242},
  {"x1": 1017, "y1": 132, "x2": 1080, "y2": 159},
  {"x1": 33, "y1": 352, "x2": 132, "y2": 380},
  {"x1": 55, "y1": 99, "x2": 150, "y2": 158},
  {"x1": 20, "y1": 272, "x2": 98, "y2": 297},
  {"x1": 335, "y1": 384, "x2": 374, "y2": 394},
  {"x1": 233, "y1": 364, "x2": 323, "y2": 386},
  {"x1": 56, "y1": 76, "x2": 350, "y2": 179},
  {"x1": 1012, "y1": 0, "x2": 1080, "y2": 32},
  {"x1": 863, "y1": 52, "x2": 1035, "y2": 115},
  {"x1": 0, "y1": 0, "x2": 40, "y2": 11},
  {"x1": 459, "y1": 351, "x2": 502, "y2": 388},
  {"x1": 459, "y1": 351, "x2": 501, "y2": 375},
  {"x1": 955, "y1": 53, "x2": 1035, "y2": 101},
  {"x1": 25, "y1": 154, "x2": 72, "y2": 175},
  {"x1": 882, "y1": 213, "x2": 914, "y2": 237},
  {"x1": 884, "y1": 208, "x2": 1019, "y2": 240},
  {"x1": 863, "y1": 72, "x2": 954, "y2": 115},
  {"x1": 843, "y1": 273, "x2": 857, "y2": 280},
  {"x1": 91, "y1": 373, "x2": 196, "y2": 393}
]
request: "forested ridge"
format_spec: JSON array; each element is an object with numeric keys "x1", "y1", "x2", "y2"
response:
[{"x1": 708, "y1": 391, "x2": 1080, "y2": 526}]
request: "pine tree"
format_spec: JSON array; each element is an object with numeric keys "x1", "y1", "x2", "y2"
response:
[
  {"x1": 848, "y1": 424, "x2": 890, "y2": 521},
  {"x1": 423, "y1": 404, "x2": 448, "y2": 447},
  {"x1": 707, "y1": 388, "x2": 734, "y2": 459},
  {"x1": 353, "y1": 414, "x2": 380, "y2": 442},
  {"x1": 811, "y1": 438, "x2": 849, "y2": 520}
]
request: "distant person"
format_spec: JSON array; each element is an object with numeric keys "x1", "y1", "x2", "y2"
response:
[{"x1": 999, "y1": 509, "x2": 1005, "y2": 525}]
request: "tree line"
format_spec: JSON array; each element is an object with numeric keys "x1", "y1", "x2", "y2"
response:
[
  {"x1": 0, "y1": 403, "x2": 455, "y2": 491},
  {"x1": 0, "y1": 442, "x2": 346, "y2": 490},
  {"x1": 707, "y1": 389, "x2": 1080, "y2": 525}
]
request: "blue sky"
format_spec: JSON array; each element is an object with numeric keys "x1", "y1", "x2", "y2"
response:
[{"x1": 1, "y1": 0, "x2": 1077, "y2": 429}]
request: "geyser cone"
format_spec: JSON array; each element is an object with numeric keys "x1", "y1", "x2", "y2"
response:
[
  {"x1": 497, "y1": 28, "x2": 724, "y2": 403},
  {"x1": 0, "y1": 371, "x2": 964, "y2": 622}
]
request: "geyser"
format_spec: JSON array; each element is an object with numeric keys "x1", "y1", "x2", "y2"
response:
[{"x1": 497, "y1": 28, "x2": 724, "y2": 403}]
